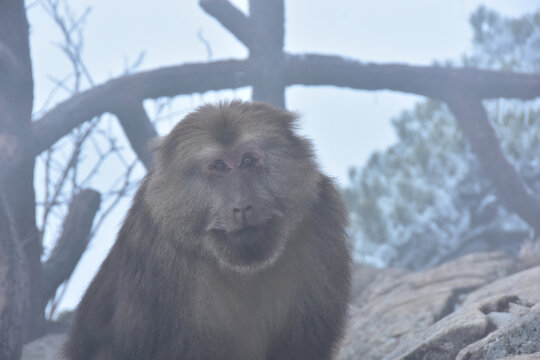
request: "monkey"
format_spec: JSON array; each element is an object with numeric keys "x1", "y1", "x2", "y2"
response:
[{"x1": 64, "y1": 101, "x2": 351, "y2": 360}]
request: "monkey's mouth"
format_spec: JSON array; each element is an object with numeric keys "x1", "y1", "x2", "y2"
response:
[
  {"x1": 229, "y1": 225, "x2": 260, "y2": 239},
  {"x1": 212, "y1": 224, "x2": 265, "y2": 244},
  {"x1": 209, "y1": 222, "x2": 277, "y2": 266}
]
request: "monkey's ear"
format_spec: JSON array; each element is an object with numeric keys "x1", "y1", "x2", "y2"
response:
[
  {"x1": 277, "y1": 109, "x2": 301, "y2": 132},
  {"x1": 148, "y1": 136, "x2": 165, "y2": 153},
  {"x1": 148, "y1": 135, "x2": 181, "y2": 165},
  {"x1": 147, "y1": 136, "x2": 168, "y2": 168},
  {"x1": 148, "y1": 136, "x2": 169, "y2": 165}
]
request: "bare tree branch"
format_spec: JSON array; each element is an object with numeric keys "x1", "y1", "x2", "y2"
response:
[
  {"x1": 30, "y1": 54, "x2": 540, "y2": 160},
  {"x1": 197, "y1": 30, "x2": 213, "y2": 61},
  {"x1": 113, "y1": 101, "x2": 158, "y2": 170},
  {"x1": 31, "y1": 59, "x2": 251, "y2": 156},
  {"x1": 90, "y1": 161, "x2": 138, "y2": 239},
  {"x1": 39, "y1": 121, "x2": 96, "y2": 238},
  {"x1": 41, "y1": 189, "x2": 101, "y2": 307},
  {"x1": 448, "y1": 96, "x2": 540, "y2": 233},
  {"x1": 42, "y1": 0, "x2": 95, "y2": 89},
  {"x1": 249, "y1": 0, "x2": 286, "y2": 107},
  {"x1": 199, "y1": 0, "x2": 253, "y2": 49},
  {"x1": 286, "y1": 54, "x2": 540, "y2": 101}
]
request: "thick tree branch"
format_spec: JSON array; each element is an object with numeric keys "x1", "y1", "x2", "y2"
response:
[
  {"x1": 249, "y1": 0, "x2": 284, "y2": 58},
  {"x1": 31, "y1": 59, "x2": 250, "y2": 156},
  {"x1": 41, "y1": 189, "x2": 101, "y2": 307},
  {"x1": 113, "y1": 101, "x2": 158, "y2": 170},
  {"x1": 249, "y1": 0, "x2": 286, "y2": 107},
  {"x1": 286, "y1": 54, "x2": 540, "y2": 101},
  {"x1": 0, "y1": 0, "x2": 41, "y2": 342},
  {"x1": 199, "y1": 0, "x2": 253, "y2": 49},
  {"x1": 31, "y1": 55, "x2": 540, "y2": 162},
  {"x1": 448, "y1": 96, "x2": 540, "y2": 233},
  {"x1": 0, "y1": 194, "x2": 28, "y2": 360}
]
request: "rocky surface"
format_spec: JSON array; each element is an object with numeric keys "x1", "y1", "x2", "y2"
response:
[
  {"x1": 463, "y1": 266, "x2": 540, "y2": 306},
  {"x1": 456, "y1": 302, "x2": 540, "y2": 360},
  {"x1": 501, "y1": 354, "x2": 540, "y2": 360},
  {"x1": 382, "y1": 305, "x2": 489, "y2": 360},
  {"x1": 339, "y1": 253, "x2": 540, "y2": 360},
  {"x1": 337, "y1": 252, "x2": 517, "y2": 360}
]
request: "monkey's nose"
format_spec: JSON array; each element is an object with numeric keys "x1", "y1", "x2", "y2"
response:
[
  {"x1": 233, "y1": 205, "x2": 252, "y2": 217},
  {"x1": 233, "y1": 205, "x2": 252, "y2": 225}
]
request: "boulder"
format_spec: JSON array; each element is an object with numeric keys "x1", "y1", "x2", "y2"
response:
[
  {"x1": 337, "y1": 252, "x2": 516, "y2": 360},
  {"x1": 382, "y1": 294, "x2": 528, "y2": 360},
  {"x1": 456, "y1": 302, "x2": 540, "y2": 359},
  {"x1": 500, "y1": 354, "x2": 540, "y2": 360},
  {"x1": 464, "y1": 266, "x2": 540, "y2": 306}
]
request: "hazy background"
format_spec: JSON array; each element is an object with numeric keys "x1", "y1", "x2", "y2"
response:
[{"x1": 26, "y1": 0, "x2": 540, "y2": 313}]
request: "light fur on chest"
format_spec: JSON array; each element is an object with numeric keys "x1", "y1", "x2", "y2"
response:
[{"x1": 192, "y1": 257, "x2": 302, "y2": 360}]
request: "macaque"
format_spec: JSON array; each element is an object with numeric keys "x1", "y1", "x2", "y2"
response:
[{"x1": 65, "y1": 101, "x2": 351, "y2": 360}]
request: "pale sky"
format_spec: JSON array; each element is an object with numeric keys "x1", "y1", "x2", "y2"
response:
[{"x1": 26, "y1": 0, "x2": 540, "y2": 312}]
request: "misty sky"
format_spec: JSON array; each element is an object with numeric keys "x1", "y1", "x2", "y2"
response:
[{"x1": 26, "y1": 0, "x2": 540, "y2": 312}]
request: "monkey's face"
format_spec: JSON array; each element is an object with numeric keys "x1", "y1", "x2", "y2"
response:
[
  {"x1": 145, "y1": 101, "x2": 321, "y2": 273},
  {"x1": 201, "y1": 143, "x2": 280, "y2": 266}
]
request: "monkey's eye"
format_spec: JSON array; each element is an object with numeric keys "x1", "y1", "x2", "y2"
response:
[
  {"x1": 240, "y1": 154, "x2": 258, "y2": 169},
  {"x1": 210, "y1": 160, "x2": 229, "y2": 173}
]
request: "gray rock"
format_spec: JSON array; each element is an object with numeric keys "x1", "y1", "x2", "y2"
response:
[
  {"x1": 382, "y1": 306, "x2": 489, "y2": 360},
  {"x1": 350, "y1": 263, "x2": 396, "y2": 307},
  {"x1": 456, "y1": 303, "x2": 540, "y2": 360},
  {"x1": 485, "y1": 311, "x2": 519, "y2": 328},
  {"x1": 500, "y1": 353, "x2": 540, "y2": 360},
  {"x1": 379, "y1": 294, "x2": 520, "y2": 360},
  {"x1": 464, "y1": 265, "x2": 540, "y2": 306},
  {"x1": 337, "y1": 252, "x2": 516, "y2": 360}
]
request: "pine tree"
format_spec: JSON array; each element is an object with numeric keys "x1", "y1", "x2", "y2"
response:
[{"x1": 345, "y1": 7, "x2": 540, "y2": 269}]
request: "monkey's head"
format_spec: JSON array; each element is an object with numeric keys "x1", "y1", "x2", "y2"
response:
[{"x1": 145, "y1": 101, "x2": 321, "y2": 273}]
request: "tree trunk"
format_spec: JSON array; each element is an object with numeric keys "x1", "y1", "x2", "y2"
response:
[{"x1": 0, "y1": 195, "x2": 29, "y2": 360}]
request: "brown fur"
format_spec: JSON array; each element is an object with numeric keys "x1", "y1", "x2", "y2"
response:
[{"x1": 65, "y1": 101, "x2": 351, "y2": 360}]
